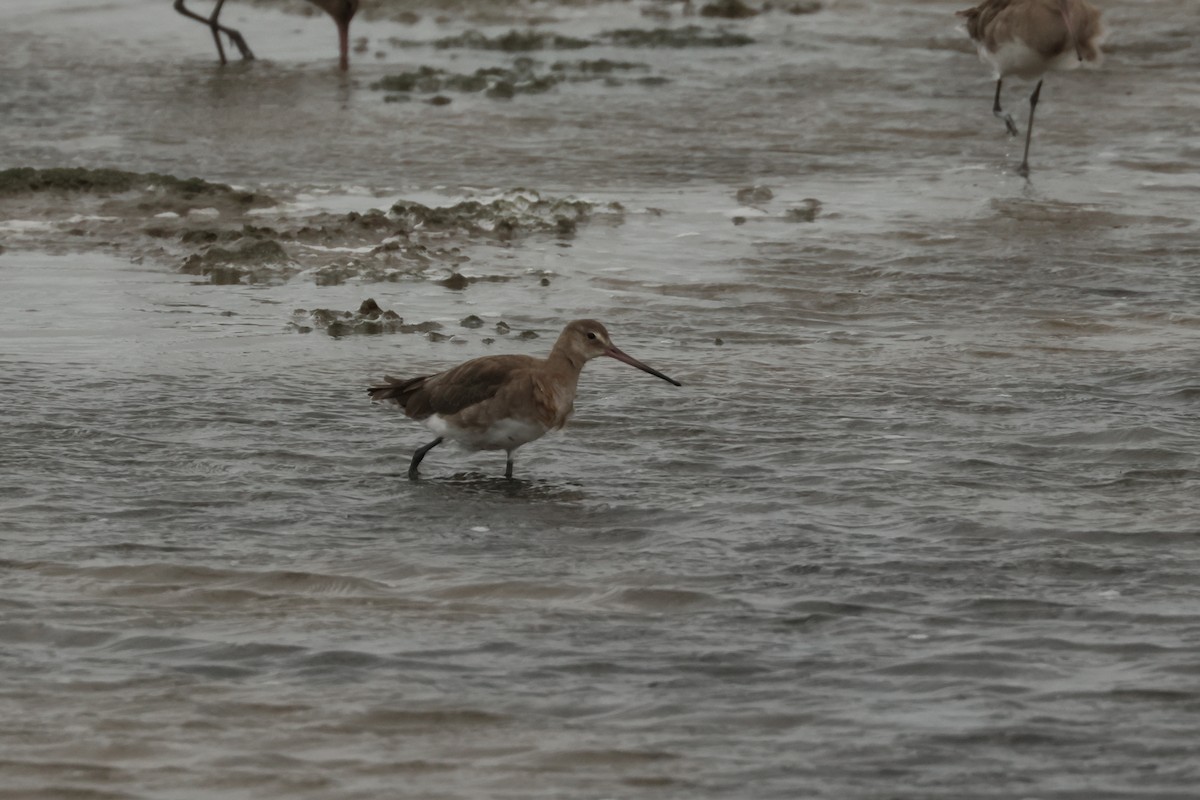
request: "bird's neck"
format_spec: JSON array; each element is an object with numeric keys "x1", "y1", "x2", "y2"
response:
[{"x1": 545, "y1": 348, "x2": 587, "y2": 383}]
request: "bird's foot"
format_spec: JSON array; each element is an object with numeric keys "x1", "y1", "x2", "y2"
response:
[
  {"x1": 226, "y1": 30, "x2": 255, "y2": 60},
  {"x1": 1017, "y1": 161, "x2": 1031, "y2": 179},
  {"x1": 992, "y1": 109, "x2": 1019, "y2": 137}
]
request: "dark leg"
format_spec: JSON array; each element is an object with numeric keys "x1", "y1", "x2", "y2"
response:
[
  {"x1": 408, "y1": 437, "x2": 443, "y2": 480},
  {"x1": 1018, "y1": 79, "x2": 1043, "y2": 178},
  {"x1": 174, "y1": 0, "x2": 255, "y2": 64},
  {"x1": 992, "y1": 78, "x2": 1019, "y2": 137},
  {"x1": 208, "y1": 0, "x2": 231, "y2": 63},
  {"x1": 504, "y1": 452, "x2": 514, "y2": 480},
  {"x1": 337, "y1": 20, "x2": 351, "y2": 72},
  {"x1": 208, "y1": 0, "x2": 229, "y2": 64}
]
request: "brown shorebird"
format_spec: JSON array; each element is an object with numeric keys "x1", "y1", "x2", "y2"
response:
[
  {"x1": 174, "y1": 0, "x2": 359, "y2": 70},
  {"x1": 368, "y1": 320, "x2": 682, "y2": 480},
  {"x1": 958, "y1": 0, "x2": 1106, "y2": 176}
]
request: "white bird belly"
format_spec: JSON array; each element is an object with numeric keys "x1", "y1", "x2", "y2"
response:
[
  {"x1": 423, "y1": 415, "x2": 549, "y2": 452},
  {"x1": 982, "y1": 40, "x2": 1083, "y2": 81}
]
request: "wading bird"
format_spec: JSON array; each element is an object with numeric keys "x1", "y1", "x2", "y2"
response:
[
  {"x1": 958, "y1": 0, "x2": 1105, "y2": 176},
  {"x1": 174, "y1": 0, "x2": 359, "y2": 70},
  {"x1": 368, "y1": 320, "x2": 682, "y2": 480}
]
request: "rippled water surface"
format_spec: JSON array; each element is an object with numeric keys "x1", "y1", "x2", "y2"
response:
[{"x1": 3, "y1": 0, "x2": 1200, "y2": 797}]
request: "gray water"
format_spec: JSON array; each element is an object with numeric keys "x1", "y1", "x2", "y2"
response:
[{"x1": 3, "y1": 0, "x2": 1200, "y2": 797}]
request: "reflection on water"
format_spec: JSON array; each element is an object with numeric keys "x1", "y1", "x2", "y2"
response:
[
  {"x1": 428, "y1": 472, "x2": 591, "y2": 500},
  {"x1": 3, "y1": 0, "x2": 1200, "y2": 798}
]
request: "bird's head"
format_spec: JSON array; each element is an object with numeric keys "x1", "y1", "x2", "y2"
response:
[{"x1": 560, "y1": 319, "x2": 681, "y2": 386}]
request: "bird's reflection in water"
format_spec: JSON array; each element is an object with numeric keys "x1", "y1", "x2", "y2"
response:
[{"x1": 439, "y1": 472, "x2": 588, "y2": 502}]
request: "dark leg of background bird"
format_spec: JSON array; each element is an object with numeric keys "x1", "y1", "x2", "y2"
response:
[
  {"x1": 505, "y1": 452, "x2": 515, "y2": 480},
  {"x1": 337, "y1": 21, "x2": 350, "y2": 71},
  {"x1": 1018, "y1": 79, "x2": 1043, "y2": 177},
  {"x1": 408, "y1": 437, "x2": 443, "y2": 480},
  {"x1": 308, "y1": 0, "x2": 358, "y2": 70},
  {"x1": 174, "y1": 0, "x2": 255, "y2": 64},
  {"x1": 992, "y1": 79, "x2": 1019, "y2": 137},
  {"x1": 333, "y1": 7, "x2": 356, "y2": 71}
]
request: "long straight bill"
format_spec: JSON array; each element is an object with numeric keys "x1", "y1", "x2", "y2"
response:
[{"x1": 605, "y1": 346, "x2": 682, "y2": 387}]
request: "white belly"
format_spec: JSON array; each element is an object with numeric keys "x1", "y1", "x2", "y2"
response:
[
  {"x1": 982, "y1": 40, "x2": 1082, "y2": 81},
  {"x1": 423, "y1": 415, "x2": 549, "y2": 452}
]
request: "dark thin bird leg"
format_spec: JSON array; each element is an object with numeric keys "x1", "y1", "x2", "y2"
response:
[
  {"x1": 205, "y1": 0, "x2": 229, "y2": 63},
  {"x1": 505, "y1": 452, "x2": 514, "y2": 480},
  {"x1": 174, "y1": 0, "x2": 255, "y2": 64},
  {"x1": 210, "y1": 0, "x2": 255, "y2": 60},
  {"x1": 1018, "y1": 79, "x2": 1043, "y2": 177},
  {"x1": 408, "y1": 437, "x2": 443, "y2": 480},
  {"x1": 335, "y1": 17, "x2": 353, "y2": 72},
  {"x1": 992, "y1": 78, "x2": 1019, "y2": 137}
]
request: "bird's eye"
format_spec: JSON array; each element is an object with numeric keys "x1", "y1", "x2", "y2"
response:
[{"x1": 586, "y1": 332, "x2": 597, "y2": 340}]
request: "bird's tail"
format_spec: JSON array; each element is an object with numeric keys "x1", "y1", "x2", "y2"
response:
[
  {"x1": 956, "y1": 6, "x2": 984, "y2": 41},
  {"x1": 367, "y1": 375, "x2": 427, "y2": 408}
]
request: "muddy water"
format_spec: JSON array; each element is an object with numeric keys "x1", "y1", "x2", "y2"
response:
[{"x1": 3, "y1": 0, "x2": 1200, "y2": 797}]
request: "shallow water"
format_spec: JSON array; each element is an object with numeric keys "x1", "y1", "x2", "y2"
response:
[{"x1": 3, "y1": 0, "x2": 1200, "y2": 798}]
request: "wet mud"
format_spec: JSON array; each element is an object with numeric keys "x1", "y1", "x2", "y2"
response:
[
  {"x1": 599, "y1": 25, "x2": 755, "y2": 48},
  {"x1": 698, "y1": 0, "x2": 822, "y2": 17},
  {"x1": 285, "y1": 299, "x2": 537, "y2": 341},
  {"x1": 699, "y1": 0, "x2": 762, "y2": 19},
  {"x1": 2, "y1": 169, "x2": 612, "y2": 288},
  {"x1": 731, "y1": 186, "x2": 822, "y2": 225},
  {"x1": 0, "y1": 166, "x2": 270, "y2": 206},
  {"x1": 427, "y1": 29, "x2": 592, "y2": 51},
  {"x1": 289, "y1": 298, "x2": 444, "y2": 337},
  {"x1": 390, "y1": 24, "x2": 756, "y2": 52},
  {"x1": 372, "y1": 58, "x2": 663, "y2": 101},
  {"x1": 0, "y1": 167, "x2": 274, "y2": 226}
]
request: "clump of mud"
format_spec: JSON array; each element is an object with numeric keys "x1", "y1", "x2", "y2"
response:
[
  {"x1": 785, "y1": 198, "x2": 823, "y2": 222},
  {"x1": 599, "y1": 26, "x2": 755, "y2": 48},
  {"x1": 473, "y1": 317, "x2": 541, "y2": 344},
  {"x1": 391, "y1": 24, "x2": 755, "y2": 51},
  {"x1": 730, "y1": 194, "x2": 822, "y2": 226},
  {"x1": 180, "y1": 239, "x2": 293, "y2": 285},
  {"x1": 700, "y1": 0, "x2": 759, "y2": 19},
  {"x1": 772, "y1": 1, "x2": 823, "y2": 14},
  {"x1": 390, "y1": 190, "x2": 609, "y2": 240},
  {"x1": 555, "y1": 58, "x2": 647, "y2": 74},
  {"x1": 736, "y1": 185, "x2": 775, "y2": 205},
  {"x1": 289, "y1": 298, "x2": 446, "y2": 338},
  {"x1": 371, "y1": 58, "x2": 661, "y2": 100},
  {"x1": 0, "y1": 167, "x2": 274, "y2": 230},
  {"x1": 289, "y1": 306, "x2": 540, "y2": 344},
  {"x1": 429, "y1": 29, "x2": 591, "y2": 51},
  {"x1": 701, "y1": 0, "x2": 822, "y2": 16},
  {"x1": 0, "y1": 167, "x2": 270, "y2": 209},
  {"x1": 373, "y1": 62, "x2": 554, "y2": 98}
]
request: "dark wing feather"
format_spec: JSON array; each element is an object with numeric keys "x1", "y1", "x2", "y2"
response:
[{"x1": 368, "y1": 355, "x2": 538, "y2": 420}]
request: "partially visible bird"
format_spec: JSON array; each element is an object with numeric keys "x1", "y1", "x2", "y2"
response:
[
  {"x1": 368, "y1": 320, "x2": 682, "y2": 480},
  {"x1": 958, "y1": 0, "x2": 1106, "y2": 176},
  {"x1": 174, "y1": 0, "x2": 360, "y2": 71}
]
